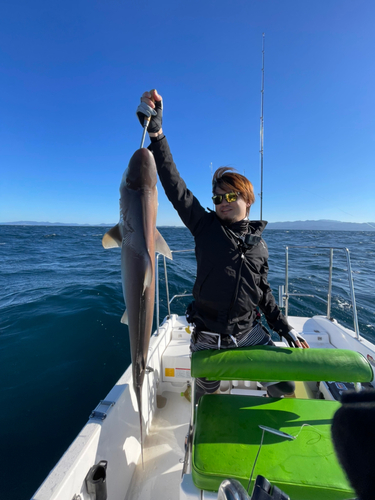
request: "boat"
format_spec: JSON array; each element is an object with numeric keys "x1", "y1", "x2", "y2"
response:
[{"x1": 32, "y1": 245, "x2": 375, "y2": 500}]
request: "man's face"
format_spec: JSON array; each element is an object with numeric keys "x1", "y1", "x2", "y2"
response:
[{"x1": 214, "y1": 187, "x2": 250, "y2": 224}]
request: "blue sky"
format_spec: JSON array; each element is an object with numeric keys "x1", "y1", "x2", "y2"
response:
[{"x1": 1, "y1": 0, "x2": 374, "y2": 226}]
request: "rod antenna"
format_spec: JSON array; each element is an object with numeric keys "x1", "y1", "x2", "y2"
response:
[{"x1": 259, "y1": 33, "x2": 265, "y2": 220}]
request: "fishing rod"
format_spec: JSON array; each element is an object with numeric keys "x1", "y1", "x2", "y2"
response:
[{"x1": 259, "y1": 33, "x2": 265, "y2": 221}]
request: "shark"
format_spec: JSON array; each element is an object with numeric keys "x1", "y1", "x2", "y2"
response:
[{"x1": 102, "y1": 147, "x2": 172, "y2": 466}]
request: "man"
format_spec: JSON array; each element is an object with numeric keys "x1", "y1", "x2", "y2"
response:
[{"x1": 137, "y1": 89, "x2": 309, "y2": 398}]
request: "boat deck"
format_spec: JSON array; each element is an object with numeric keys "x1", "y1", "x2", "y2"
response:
[
  {"x1": 125, "y1": 391, "x2": 190, "y2": 500},
  {"x1": 124, "y1": 316, "x2": 333, "y2": 500},
  {"x1": 125, "y1": 315, "x2": 338, "y2": 500}
]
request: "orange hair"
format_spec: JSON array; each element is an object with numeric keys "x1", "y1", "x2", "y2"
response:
[{"x1": 212, "y1": 167, "x2": 255, "y2": 216}]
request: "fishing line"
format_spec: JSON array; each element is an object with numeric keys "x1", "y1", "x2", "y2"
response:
[
  {"x1": 246, "y1": 423, "x2": 329, "y2": 494},
  {"x1": 247, "y1": 428, "x2": 266, "y2": 493}
]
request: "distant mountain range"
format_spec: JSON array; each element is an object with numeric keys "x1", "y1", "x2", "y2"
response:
[
  {"x1": 1, "y1": 220, "x2": 375, "y2": 231},
  {"x1": 266, "y1": 220, "x2": 375, "y2": 231}
]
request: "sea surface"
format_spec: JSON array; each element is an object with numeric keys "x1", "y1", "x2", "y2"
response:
[{"x1": 1, "y1": 225, "x2": 374, "y2": 499}]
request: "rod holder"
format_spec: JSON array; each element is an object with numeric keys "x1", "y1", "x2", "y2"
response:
[{"x1": 85, "y1": 460, "x2": 108, "y2": 500}]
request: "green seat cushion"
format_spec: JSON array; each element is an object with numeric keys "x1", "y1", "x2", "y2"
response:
[
  {"x1": 191, "y1": 346, "x2": 373, "y2": 383},
  {"x1": 192, "y1": 394, "x2": 355, "y2": 500}
]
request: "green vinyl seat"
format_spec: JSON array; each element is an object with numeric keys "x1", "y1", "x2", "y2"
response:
[
  {"x1": 190, "y1": 347, "x2": 373, "y2": 499},
  {"x1": 192, "y1": 394, "x2": 355, "y2": 500},
  {"x1": 191, "y1": 345, "x2": 373, "y2": 383}
]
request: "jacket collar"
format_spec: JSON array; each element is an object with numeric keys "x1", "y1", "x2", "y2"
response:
[
  {"x1": 224, "y1": 218, "x2": 268, "y2": 236},
  {"x1": 208, "y1": 209, "x2": 268, "y2": 236},
  {"x1": 248, "y1": 220, "x2": 268, "y2": 235}
]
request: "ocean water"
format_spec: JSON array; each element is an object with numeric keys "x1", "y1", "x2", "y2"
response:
[{"x1": 1, "y1": 225, "x2": 374, "y2": 499}]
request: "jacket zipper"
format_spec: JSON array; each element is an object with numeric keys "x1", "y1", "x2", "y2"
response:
[{"x1": 228, "y1": 251, "x2": 245, "y2": 317}]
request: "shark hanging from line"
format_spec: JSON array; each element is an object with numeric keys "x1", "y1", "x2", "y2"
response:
[{"x1": 102, "y1": 147, "x2": 172, "y2": 467}]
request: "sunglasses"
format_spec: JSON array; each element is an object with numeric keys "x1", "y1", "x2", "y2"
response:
[{"x1": 212, "y1": 192, "x2": 240, "y2": 205}]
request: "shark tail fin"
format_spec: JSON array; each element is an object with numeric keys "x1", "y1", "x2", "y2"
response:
[
  {"x1": 102, "y1": 224, "x2": 122, "y2": 249},
  {"x1": 155, "y1": 229, "x2": 173, "y2": 260}
]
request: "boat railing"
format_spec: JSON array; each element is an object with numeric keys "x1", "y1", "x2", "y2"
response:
[
  {"x1": 156, "y1": 246, "x2": 360, "y2": 340},
  {"x1": 155, "y1": 249, "x2": 194, "y2": 336},
  {"x1": 280, "y1": 246, "x2": 360, "y2": 339}
]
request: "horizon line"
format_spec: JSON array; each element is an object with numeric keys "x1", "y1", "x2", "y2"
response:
[{"x1": 1, "y1": 219, "x2": 375, "y2": 227}]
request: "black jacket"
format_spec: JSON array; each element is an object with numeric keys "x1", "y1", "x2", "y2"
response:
[{"x1": 149, "y1": 136, "x2": 291, "y2": 338}]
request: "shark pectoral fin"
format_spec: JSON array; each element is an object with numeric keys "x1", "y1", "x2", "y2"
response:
[
  {"x1": 102, "y1": 224, "x2": 122, "y2": 249},
  {"x1": 155, "y1": 229, "x2": 173, "y2": 260},
  {"x1": 121, "y1": 309, "x2": 128, "y2": 324}
]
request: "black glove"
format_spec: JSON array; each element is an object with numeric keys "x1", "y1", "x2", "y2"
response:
[
  {"x1": 136, "y1": 97, "x2": 163, "y2": 134},
  {"x1": 281, "y1": 329, "x2": 308, "y2": 348}
]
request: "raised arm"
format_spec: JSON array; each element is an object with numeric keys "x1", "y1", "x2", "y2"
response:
[{"x1": 137, "y1": 90, "x2": 206, "y2": 235}]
